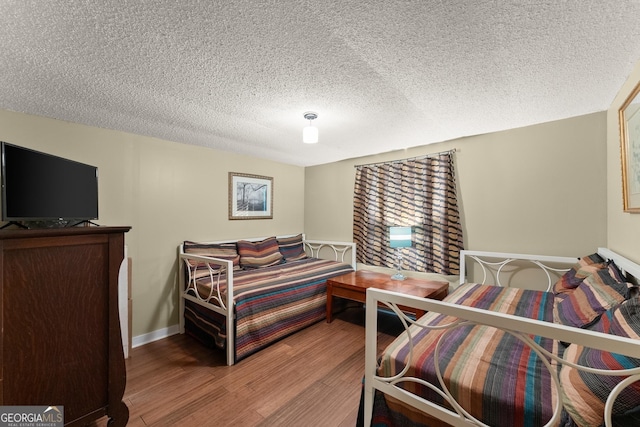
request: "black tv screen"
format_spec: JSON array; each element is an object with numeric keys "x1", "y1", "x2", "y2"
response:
[{"x1": 1, "y1": 142, "x2": 98, "y2": 221}]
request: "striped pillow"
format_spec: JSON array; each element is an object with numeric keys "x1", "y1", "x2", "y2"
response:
[
  {"x1": 277, "y1": 234, "x2": 307, "y2": 261},
  {"x1": 560, "y1": 296, "x2": 640, "y2": 427},
  {"x1": 237, "y1": 237, "x2": 284, "y2": 269},
  {"x1": 554, "y1": 269, "x2": 630, "y2": 328},
  {"x1": 607, "y1": 260, "x2": 627, "y2": 282},
  {"x1": 553, "y1": 254, "x2": 606, "y2": 295},
  {"x1": 183, "y1": 241, "x2": 241, "y2": 271}
]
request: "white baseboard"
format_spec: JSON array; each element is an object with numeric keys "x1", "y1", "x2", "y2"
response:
[{"x1": 132, "y1": 324, "x2": 180, "y2": 348}]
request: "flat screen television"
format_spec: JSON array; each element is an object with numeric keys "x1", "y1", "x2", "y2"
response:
[{"x1": 1, "y1": 142, "x2": 98, "y2": 222}]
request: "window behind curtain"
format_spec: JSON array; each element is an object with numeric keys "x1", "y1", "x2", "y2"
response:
[{"x1": 352, "y1": 151, "x2": 463, "y2": 275}]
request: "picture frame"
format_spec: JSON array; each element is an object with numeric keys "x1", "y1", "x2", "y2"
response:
[
  {"x1": 619, "y1": 81, "x2": 640, "y2": 213},
  {"x1": 228, "y1": 173, "x2": 273, "y2": 220}
]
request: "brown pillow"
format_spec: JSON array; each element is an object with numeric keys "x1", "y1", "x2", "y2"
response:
[
  {"x1": 183, "y1": 241, "x2": 241, "y2": 271},
  {"x1": 237, "y1": 237, "x2": 284, "y2": 268},
  {"x1": 277, "y1": 234, "x2": 307, "y2": 261}
]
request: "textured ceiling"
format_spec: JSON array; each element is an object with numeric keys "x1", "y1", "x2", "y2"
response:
[{"x1": 1, "y1": 1, "x2": 639, "y2": 167}]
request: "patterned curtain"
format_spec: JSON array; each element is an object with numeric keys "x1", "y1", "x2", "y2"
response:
[{"x1": 352, "y1": 151, "x2": 463, "y2": 275}]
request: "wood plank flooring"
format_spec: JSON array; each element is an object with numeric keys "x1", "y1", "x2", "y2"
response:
[{"x1": 91, "y1": 307, "x2": 403, "y2": 427}]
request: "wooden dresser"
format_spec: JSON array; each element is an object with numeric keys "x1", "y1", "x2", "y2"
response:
[{"x1": 0, "y1": 226, "x2": 130, "y2": 426}]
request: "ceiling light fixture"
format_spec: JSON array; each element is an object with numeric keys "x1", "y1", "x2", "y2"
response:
[{"x1": 302, "y1": 112, "x2": 318, "y2": 144}]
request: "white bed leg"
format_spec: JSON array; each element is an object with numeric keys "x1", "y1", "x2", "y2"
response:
[
  {"x1": 226, "y1": 323, "x2": 234, "y2": 366},
  {"x1": 178, "y1": 259, "x2": 186, "y2": 334},
  {"x1": 226, "y1": 273, "x2": 235, "y2": 366},
  {"x1": 364, "y1": 289, "x2": 378, "y2": 426},
  {"x1": 179, "y1": 295, "x2": 185, "y2": 334}
]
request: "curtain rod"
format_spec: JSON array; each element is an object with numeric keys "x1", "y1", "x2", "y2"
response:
[{"x1": 354, "y1": 148, "x2": 456, "y2": 169}]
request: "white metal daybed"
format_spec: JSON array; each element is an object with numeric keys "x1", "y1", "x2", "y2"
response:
[
  {"x1": 178, "y1": 234, "x2": 356, "y2": 365},
  {"x1": 363, "y1": 248, "x2": 640, "y2": 427}
]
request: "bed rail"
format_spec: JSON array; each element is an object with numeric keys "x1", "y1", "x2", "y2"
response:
[
  {"x1": 459, "y1": 249, "x2": 576, "y2": 291},
  {"x1": 178, "y1": 252, "x2": 234, "y2": 364},
  {"x1": 364, "y1": 289, "x2": 640, "y2": 427},
  {"x1": 365, "y1": 248, "x2": 640, "y2": 427},
  {"x1": 303, "y1": 239, "x2": 357, "y2": 269},
  {"x1": 178, "y1": 234, "x2": 356, "y2": 365}
]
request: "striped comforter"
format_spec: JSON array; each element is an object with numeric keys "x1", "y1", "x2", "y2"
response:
[
  {"x1": 376, "y1": 283, "x2": 559, "y2": 427},
  {"x1": 184, "y1": 257, "x2": 353, "y2": 362}
]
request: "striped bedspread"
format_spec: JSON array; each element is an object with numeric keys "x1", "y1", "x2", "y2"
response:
[
  {"x1": 376, "y1": 283, "x2": 558, "y2": 427},
  {"x1": 184, "y1": 257, "x2": 353, "y2": 362}
]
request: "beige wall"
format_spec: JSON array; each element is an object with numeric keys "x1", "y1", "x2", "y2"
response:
[
  {"x1": 306, "y1": 112, "x2": 608, "y2": 259},
  {"x1": 607, "y1": 60, "x2": 640, "y2": 263},
  {"x1": 0, "y1": 109, "x2": 305, "y2": 337},
  {"x1": 0, "y1": 103, "x2": 616, "y2": 338}
]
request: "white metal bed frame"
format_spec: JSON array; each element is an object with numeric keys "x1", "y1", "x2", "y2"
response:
[
  {"x1": 364, "y1": 248, "x2": 640, "y2": 427},
  {"x1": 178, "y1": 234, "x2": 356, "y2": 366}
]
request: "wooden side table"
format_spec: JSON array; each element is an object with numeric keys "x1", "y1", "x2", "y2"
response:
[{"x1": 326, "y1": 270, "x2": 449, "y2": 322}]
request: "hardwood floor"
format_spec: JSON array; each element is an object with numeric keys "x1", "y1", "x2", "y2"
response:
[{"x1": 94, "y1": 307, "x2": 402, "y2": 427}]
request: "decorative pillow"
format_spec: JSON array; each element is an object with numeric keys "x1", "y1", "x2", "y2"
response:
[
  {"x1": 277, "y1": 234, "x2": 307, "y2": 261},
  {"x1": 553, "y1": 253, "x2": 607, "y2": 295},
  {"x1": 559, "y1": 297, "x2": 640, "y2": 427},
  {"x1": 607, "y1": 260, "x2": 627, "y2": 283},
  {"x1": 237, "y1": 237, "x2": 284, "y2": 269},
  {"x1": 553, "y1": 269, "x2": 631, "y2": 328},
  {"x1": 183, "y1": 241, "x2": 241, "y2": 271}
]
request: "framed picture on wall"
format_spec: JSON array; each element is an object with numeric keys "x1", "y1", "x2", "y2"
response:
[
  {"x1": 229, "y1": 173, "x2": 273, "y2": 220},
  {"x1": 619, "y1": 81, "x2": 640, "y2": 213}
]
